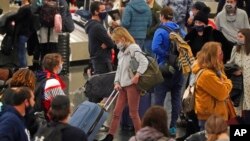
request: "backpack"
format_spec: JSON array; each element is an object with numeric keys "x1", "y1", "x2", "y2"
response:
[
  {"x1": 32, "y1": 122, "x2": 67, "y2": 141},
  {"x1": 39, "y1": 0, "x2": 59, "y2": 28},
  {"x1": 182, "y1": 69, "x2": 204, "y2": 114},
  {"x1": 158, "y1": 25, "x2": 180, "y2": 68},
  {"x1": 34, "y1": 77, "x2": 52, "y2": 112}
]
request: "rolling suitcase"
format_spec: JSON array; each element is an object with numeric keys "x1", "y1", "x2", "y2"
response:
[
  {"x1": 69, "y1": 90, "x2": 118, "y2": 141},
  {"x1": 57, "y1": 33, "x2": 70, "y2": 75},
  {"x1": 85, "y1": 71, "x2": 116, "y2": 100}
]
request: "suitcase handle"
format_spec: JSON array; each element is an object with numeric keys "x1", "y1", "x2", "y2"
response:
[{"x1": 103, "y1": 90, "x2": 119, "y2": 110}]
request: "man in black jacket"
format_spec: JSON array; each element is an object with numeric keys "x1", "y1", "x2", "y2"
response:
[{"x1": 85, "y1": 1, "x2": 116, "y2": 75}]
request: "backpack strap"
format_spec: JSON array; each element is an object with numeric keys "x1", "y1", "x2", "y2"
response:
[
  {"x1": 158, "y1": 25, "x2": 173, "y2": 33},
  {"x1": 193, "y1": 69, "x2": 205, "y2": 86}
]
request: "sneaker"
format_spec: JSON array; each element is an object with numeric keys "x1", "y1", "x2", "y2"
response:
[
  {"x1": 169, "y1": 127, "x2": 176, "y2": 136},
  {"x1": 100, "y1": 134, "x2": 113, "y2": 141},
  {"x1": 99, "y1": 125, "x2": 109, "y2": 132}
]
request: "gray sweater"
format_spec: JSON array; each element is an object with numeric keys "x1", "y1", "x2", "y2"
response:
[
  {"x1": 114, "y1": 44, "x2": 148, "y2": 87},
  {"x1": 216, "y1": 8, "x2": 250, "y2": 43}
]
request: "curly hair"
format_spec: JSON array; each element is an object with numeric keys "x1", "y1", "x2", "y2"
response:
[
  {"x1": 10, "y1": 68, "x2": 36, "y2": 91},
  {"x1": 142, "y1": 106, "x2": 169, "y2": 137}
]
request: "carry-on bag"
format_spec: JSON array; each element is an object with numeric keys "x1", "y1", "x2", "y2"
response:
[
  {"x1": 85, "y1": 71, "x2": 116, "y2": 99},
  {"x1": 69, "y1": 90, "x2": 119, "y2": 141}
]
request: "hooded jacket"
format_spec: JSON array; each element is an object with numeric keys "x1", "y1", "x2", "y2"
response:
[
  {"x1": 129, "y1": 126, "x2": 175, "y2": 141},
  {"x1": 192, "y1": 63, "x2": 232, "y2": 120},
  {"x1": 122, "y1": 0, "x2": 152, "y2": 39},
  {"x1": 85, "y1": 19, "x2": 116, "y2": 62},
  {"x1": 0, "y1": 106, "x2": 30, "y2": 141},
  {"x1": 152, "y1": 21, "x2": 181, "y2": 65}
]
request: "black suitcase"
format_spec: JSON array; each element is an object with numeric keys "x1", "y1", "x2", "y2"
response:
[
  {"x1": 57, "y1": 33, "x2": 70, "y2": 75},
  {"x1": 85, "y1": 71, "x2": 116, "y2": 101}
]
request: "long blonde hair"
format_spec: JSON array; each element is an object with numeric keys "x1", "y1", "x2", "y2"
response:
[
  {"x1": 111, "y1": 27, "x2": 135, "y2": 44},
  {"x1": 196, "y1": 42, "x2": 224, "y2": 72}
]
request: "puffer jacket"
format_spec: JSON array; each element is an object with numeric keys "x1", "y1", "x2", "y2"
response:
[{"x1": 122, "y1": 0, "x2": 152, "y2": 39}]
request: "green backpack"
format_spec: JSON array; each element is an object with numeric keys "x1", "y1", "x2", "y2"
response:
[{"x1": 130, "y1": 51, "x2": 164, "y2": 92}]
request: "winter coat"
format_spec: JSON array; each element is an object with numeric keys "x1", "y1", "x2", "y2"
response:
[
  {"x1": 192, "y1": 63, "x2": 232, "y2": 120},
  {"x1": 229, "y1": 46, "x2": 250, "y2": 110},
  {"x1": 184, "y1": 26, "x2": 232, "y2": 63},
  {"x1": 152, "y1": 21, "x2": 182, "y2": 65},
  {"x1": 122, "y1": 0, "x2": 152, "y2": 39}
]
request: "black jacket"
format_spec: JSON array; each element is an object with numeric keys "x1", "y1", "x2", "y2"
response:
[
  {"x1": 15, "y1": 4, "x2": 34, "y2": 37},
  {"x1": 185, "y1": 26, "x2": 233, "y2": 63},
  {"x1": 85, "y1": 19, "x2": 116, "y2": 62}
]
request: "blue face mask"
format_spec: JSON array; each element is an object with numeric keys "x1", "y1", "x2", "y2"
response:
[
  {"x1": 98, "y1": 12, "x2": 107, "y2": 20},
  {"x1": 194, "y1": 25, "x2": 205, "y2": 32}
]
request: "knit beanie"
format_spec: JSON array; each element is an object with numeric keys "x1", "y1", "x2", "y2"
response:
[
  {"x1": 192, "y1": 1, "x2": 207, "y2": 11},
  {"x1": 193, "y1": 6, "x2": 211, "y2": 25}
]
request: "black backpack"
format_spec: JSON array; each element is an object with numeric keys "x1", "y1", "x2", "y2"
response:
[
  {"x1": 32, "y1": 122, "x2": 67, "y2": 141},
  {"x1": 39, "y1": 0, "x2": 59, "y2": 28},
  {"x1": 158, "y1": 25, "x2": 180, "y2": 67}
]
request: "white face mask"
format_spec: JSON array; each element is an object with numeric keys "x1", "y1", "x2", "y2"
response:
[
  {"x1": 116, "y1": 42, "x2": 125, "y2": 50},
  {"x1": 57, "y1": 63, "x2": 63, "y2": 74},
  {"x1": 237, "y1": 40, "x2": 245, "y2": 46},
  {"x1": 225, "y1": 3, "x2": 236, "y2": 15}
]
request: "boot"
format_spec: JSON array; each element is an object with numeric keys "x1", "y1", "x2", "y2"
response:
[{"x1": 100, "y1": 134, "x2": 113, "y2": 141}]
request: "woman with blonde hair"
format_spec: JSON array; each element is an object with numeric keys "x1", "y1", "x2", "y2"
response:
[
  {"x1": 101, "y1": 27, "x2": 149, "y2": 141},
  {"x1": 205, "y1": 114, "x2": 229, "y2": 141},
  {"x1": 192, "y1": 41, "x2": 232, "y2": 130}
]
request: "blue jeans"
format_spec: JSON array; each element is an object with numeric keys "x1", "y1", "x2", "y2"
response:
[
  {"x1": 153, "y1": 70, "x2": 184, "y2": 128},
  {"x1": 17, "y1": 35, "x2": 28, "y2": 68},
  {"x1": 198, "y1": 120, "x2": 206, "y2": 131}
]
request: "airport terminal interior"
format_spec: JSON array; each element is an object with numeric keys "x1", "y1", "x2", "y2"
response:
[{"x1": 0, "y1": 0, "x2": 220, "y2": 140}]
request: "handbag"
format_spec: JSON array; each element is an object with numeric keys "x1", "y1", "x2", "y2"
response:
[
  {"x1": 182, "y1": 69, "x2": 204, "y2": 114},
  {"x1": 226, "y1": 98, "x2": 239, "y2": 125},
  {"x1": 130, "y1": 51, "x2": 164, "y2": 92}
]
